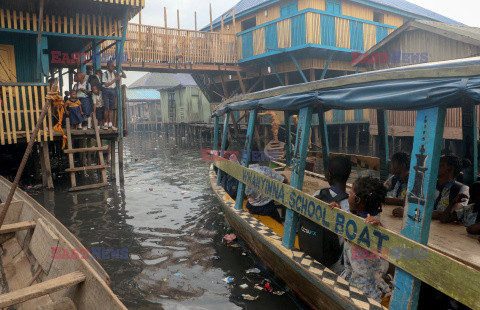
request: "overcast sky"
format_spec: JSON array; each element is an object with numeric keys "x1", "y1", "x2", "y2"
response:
[{"x1": 124, "y1": 0, "x2": 480, "y2": 85}]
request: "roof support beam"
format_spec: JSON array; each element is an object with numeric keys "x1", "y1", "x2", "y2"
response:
[
  {"x1": 236, "y1": 71, "x2": 246, "y2": 94},
  {"x1": 288, "y1": 53, "x2": 308, "y2": 83},
  {"x1": 266, "y1": 59, "x2": 284, "y2": 86},
  {"x1": 321, "y1": 52, "x2": 335, "y2": 80}
]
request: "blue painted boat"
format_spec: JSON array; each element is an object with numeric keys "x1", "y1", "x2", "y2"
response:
[{"x1": 210, "y1": 57, "x2": 480, "y2": 310}]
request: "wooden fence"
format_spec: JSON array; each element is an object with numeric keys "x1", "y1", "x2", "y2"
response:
[
  {"x1": 0, "y1": 85, "x2": 53, "y2": 145},
  {"x1": 100, "y1": 24, "x2": 238, "y2": 65},
  {"x1": 0, "y1": 8, "x2": 122, "y2": 37}
]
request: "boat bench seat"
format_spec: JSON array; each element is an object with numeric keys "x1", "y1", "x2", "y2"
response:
[{"x1": 0, "y1": 271, "x2": 85, "y2": 308}]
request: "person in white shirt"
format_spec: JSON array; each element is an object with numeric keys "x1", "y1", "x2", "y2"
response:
[
  {"x1": 72, "y1": 72, "x2": 92, "y2": 129},
  {"x1": 102, "y1": 60, "x2": 126, "y2": 130},
  {"x1": 92, "y1": 85, "x2": 105, "y2": 128}
]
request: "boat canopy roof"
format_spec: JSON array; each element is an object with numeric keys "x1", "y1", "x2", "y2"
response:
[{"x1": 213, "y1": 56, "x2": 480, "y2": 117}]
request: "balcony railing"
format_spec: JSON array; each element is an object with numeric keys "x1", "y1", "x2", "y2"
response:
[
  {"x1": 100, "y1": 24, "x2": 238, "y2": 65},
  {"x1": 0, "y1": 84, "x2": 53, "y2": 145},
  {"x1": 237, "y1": 9, "x2": 396, "y2": 61}
]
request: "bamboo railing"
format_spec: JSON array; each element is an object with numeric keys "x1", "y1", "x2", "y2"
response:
[
  {"x1": 0, "y1": 84, "x2": 53, "y2": 145},
  {"x1": 100, "y1": 24, "x2": 238, "y2": 65}
]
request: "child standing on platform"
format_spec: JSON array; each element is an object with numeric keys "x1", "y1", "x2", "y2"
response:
[
  {"x1": 73, "y1": 72, "x2": 92, "y2": 130},
  {"x1": 92, "y1": 85, "x2": 105, "y2": 129},
  {"x1": 65, "y1": 90, "x2": 84, "y2": 129}
]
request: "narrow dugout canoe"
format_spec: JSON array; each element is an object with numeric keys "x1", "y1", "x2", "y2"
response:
[
  {"x1": 209, "y1": 166, "x2": 386, "y2": 310},
  {"x1": 0, "y1": 176, "x2": 127, "y2": 310}
]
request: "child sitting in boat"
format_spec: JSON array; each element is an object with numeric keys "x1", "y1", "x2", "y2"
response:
[
  {"x1": 298, "y1": 155, "x2": 351, "y2": 273},
  {"x1": 435, "y1": 180, "x2": 480, "y2": 230},
  {"x1": 245, "y1": 165, "x2": 287, "y2": 222},
  {"x1": 65, "y1": 90, "x2": 84, "y2": 129},
  {"x1": 385, "y1": 152, "x2": 410, "y2": 212},
  {"x1": 393, "y1": 154, "x2": 469, "y2": 219},
  {"x1": 331, "y1": 176, "x2": 389, "y2": 303},
  {"x1": 431, "y1": 155, "x2": 470, "y2": 220}
]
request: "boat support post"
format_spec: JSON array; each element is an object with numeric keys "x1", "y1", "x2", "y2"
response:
[
  {"x1": 282, "y1": 106, "x2": 313, "y2": 249},
  {"x1": 377, "y1": 109, "x2": 389, "y2": 181},
  {"x1": 461, "y1": 99, "x2": 478, "y2": 185},
  {"x1": 213, "y1": 116, "x2": 219, "y2": 151},
  {"x1": 390, "y1": 106, "x2": 446, "y2": 309},
  {"x1": 318, "y1": 106, "x2": 330, "y2": 171},
  {"x1": 284, "y1": 112, "x2": 292, "y2": 167},
  {"x1": 217, "y1": 113, "x2": 230, "y2": 185},
  {"x1": 235, "y1": 110, "x2": 258, "y2": 210}
]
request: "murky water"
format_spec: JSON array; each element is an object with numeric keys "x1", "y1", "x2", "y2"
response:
[{"x1": 30, "y1": 132, "x2": 306, "y2": 310}]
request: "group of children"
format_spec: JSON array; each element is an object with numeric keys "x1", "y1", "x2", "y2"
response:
[
  {"x1": 61, "y1": 61, "x2": 126, "y2": 130},
  {"x1": 222, "y1": 149, "x2": 479, "y2": 307}
]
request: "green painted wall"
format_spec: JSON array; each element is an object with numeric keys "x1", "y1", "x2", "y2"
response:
[
  {"x1": 160, "y1": 86, "x2": 211, "y2": 124},
  {"x1": 0, "y1": 32, "x2": 37, "y2": 83}
]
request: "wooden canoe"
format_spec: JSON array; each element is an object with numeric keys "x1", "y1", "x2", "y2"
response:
[
  {"x1": 0, "y1": 176, "x2": 127, "y2": 310},
  {"x1": 209, "y1": 166, "x2": 386, "y2": 310}
]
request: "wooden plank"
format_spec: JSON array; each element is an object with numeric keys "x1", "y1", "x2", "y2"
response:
[
  {"x1": 215, "y1": 155, "x2": 480, "y2": 309},
  {"x1": 75, "y1": 13, "x2": 79, "y2": 35},
  {"x1": 93, "y1": 115, "x2": 108, "y2": 183},
  {"x1": 14, "y1": 86, "x2": 21, "y2": 131},
  {"x1": 29, "y1": 218, "x2": 58, "y2": 273},
  {"x1": 51, "y1": 14, "x2": 55, "y2": 33},
  {"x1": 0, "y1": 9, "x2": 5, "y2": 28},
  {"x1": 0, "y1": 201, "x2": 24, "y2": 224},
  {"x1": 26, "y1": 12, "x2": 30, "y2": 31},
  {"x1": 87, "y1": 14, "x2": 91, "y2": 36},
  {"x1": 0, "y1": 87, "x2": 5, "y2": 145},
  {"x1": 69, "y1": 16, "x2": 73, "y2": 34},
  {"x1": 41, "y1": 86, "x2": 48, "y2": 141},
  {"x1": 8, "y1": 86, "x2": 16, "y2": 143},
  {"x1": 21, "y1": 87, "x2": 30, "y2": 142},
  {"x1": 33, "y1": 13, "x2": 37, "y2": 31},
  {"x1": 27, "y1": 86, "x2": 35, "y2": 142},
  {"x1": 93, "y1": 14, "x2": 97, "y2": 36},
  {"x1": 81, "y1": 13, "x2": 85, "y2": 35},
  {"x1": 44, "y1": 87, "x2": 53, "y2": 140},
  {"x1": 63, "y1": 146, "x2": 109, "y2": 153},
  {"x1": 65, "y1": 164, "x2": 108, "y2": 172},
  {"x1": 34, "y1": 86, "x2": 41, "y2": 142},
  {"x1": 63, "y1": 16, "x2": 67, "y2": 33},
  {"x1": 0, "y1": 221, "x2": 35, "y2": 234},
  {"x1": 65, "y1": 118, "x2": 76, "y2": 188},
  {"x1": 0, "y1": 271, "x2": 85, "y2": 308},
  {"x1": 69, "y1": 182, "x2": 110, "y2": 192},
  {"x1": 45, "y1": 14, "x2": 49, "y2": 32},
  {"x1": 18, "y1": 11, "x2": 23, "y2": 30}
]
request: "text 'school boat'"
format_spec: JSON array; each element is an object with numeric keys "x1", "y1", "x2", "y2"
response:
[
  {"x1": 210, "y1": 57, "x2": 480, "y2": 309},
  {"x1": 0, "y1": 176, "x2": 127, "y2": 310}
]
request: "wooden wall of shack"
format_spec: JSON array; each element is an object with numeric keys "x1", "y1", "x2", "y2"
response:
[{"x1": 365, "y1": 28, "x2": 480, "y2": 139}]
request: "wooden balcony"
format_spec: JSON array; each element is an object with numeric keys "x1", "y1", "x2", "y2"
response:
[
  {"x1": 237, "y1": 9, "x2": 396, "y2": 62},
  {"x1": 99, "y1": 24, "x2": 240, "y2": 72},
  {"x1": 0, "y1": 84, "x2": 53, "y2": 145}
]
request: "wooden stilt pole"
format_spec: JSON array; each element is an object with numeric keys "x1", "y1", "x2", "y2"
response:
[
  {"x1": 110, "y1": 140, "x2": 116, "y2": 180},
  {"x1": 39, "y1": 141, "x2": 54, "y2": 189},
  {"x1": 118, "y1": 138, "x2": 124, "y2": 182}
]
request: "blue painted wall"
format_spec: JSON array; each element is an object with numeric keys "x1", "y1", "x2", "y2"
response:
[
  {"x1": 321, "y1": 15, "x2": 336, "y2": 46},
  {"x1": 242, "y1": 32, "x2": 254, "y2": 59},
  {"x1": 0, "y1": 33, "x2": 37, "y2": 83},
  {"x1": 280, "y1": 1, "x2": 298, "y2": 18},
  {"x1": 326, "y1": 0, "x2": 342, "y2": 14},
  {"x1": 291, "y1": 14, "x2": 306, "y2": 46},
  {"x1": 350, "y1": 20, "x2": 364, "y2": 51},
  {"x1": 376, "y1": 26, "x2": 389, "y2": 43},
  {"x1": 354, "y1": 109, "x2": 363, "y2": 121},
  {"x1": 265, "y1": 23, "x2": 278, "y2": 51},
  {"x1": 333, "y1": 110, "x2": 345, "y2": 122}
]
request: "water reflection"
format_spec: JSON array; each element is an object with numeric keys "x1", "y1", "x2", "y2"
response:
[{"x1": 32, "y1": 132, "x2": 304, "y2": 310}]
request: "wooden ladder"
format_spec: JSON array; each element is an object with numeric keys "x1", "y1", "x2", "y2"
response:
[{"x1": 65, "y1": 116, "x2": 109, "y2": 192}]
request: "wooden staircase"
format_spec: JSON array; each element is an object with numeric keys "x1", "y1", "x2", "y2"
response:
[{"x1": 64, "y1": 116, "x2": 109, "y2": 192}]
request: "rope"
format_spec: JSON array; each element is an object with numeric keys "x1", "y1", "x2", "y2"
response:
[{"x1": 46, "y1": 84, "x2": 67, "y2": 149}]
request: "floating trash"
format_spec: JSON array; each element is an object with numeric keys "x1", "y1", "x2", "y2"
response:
[
  {"x1": 223, "y1": 233, "x2": 237, "y2": 242},
  {"x1": 173, "y1": 272, "x2": 183, "y2": 277},
  {"x1": 239, "y1": 284, "x2": 248, "y2": 289},
  {"x1": 246, "y1": 268, "x2": 261, "y2": 274},
  {"x1": 223, "y1": 277, "x2": 235, "y2": 283},
  {"x1": 273, "y1": 291, "x2": 285, "y2": 296},
  {"x1": 242, "y1": 294, "x2": 258, "y2": 301},
  {"x1": 254, "y1": 285, "x2": 264, "y2": 291},
  {"x1": 264, "y1": 283, "x2": 273, "y2": 293}
]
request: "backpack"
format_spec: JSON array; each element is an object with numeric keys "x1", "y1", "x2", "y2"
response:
[{"x1": 298, "y1": 188, "x2": 348, "y2": 267}]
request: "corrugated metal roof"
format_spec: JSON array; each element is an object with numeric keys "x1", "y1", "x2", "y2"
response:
[
  {"x1": 126, "y1": 89, "x2": 160, "y2": 101},
  {"x1": 128, "y1": 73, "x2": 197, "y2": 89},
  {"x1": 208, "y1": 0, "x2": 461, "y2": 29}
]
